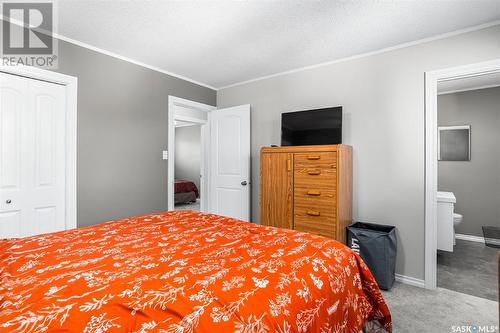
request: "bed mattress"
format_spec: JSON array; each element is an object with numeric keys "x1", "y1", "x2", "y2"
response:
[{"x1": 0, "y1": 210, "x2": 391, "y2": 332}]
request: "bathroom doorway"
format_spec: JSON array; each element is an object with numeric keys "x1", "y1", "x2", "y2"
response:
[
  {"x1": 425, "y1": 60, "x2": 500, "y2": 298},
  {"x1": 436, "y1": 74, "x2": 500, "y2": 300}
]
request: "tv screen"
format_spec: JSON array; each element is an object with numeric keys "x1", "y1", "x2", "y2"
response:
[{"x1": 281, "y1": 107, "x2": 342, "y2": 146}]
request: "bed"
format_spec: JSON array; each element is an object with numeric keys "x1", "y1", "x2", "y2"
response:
[
  {"x1": 175, "y1": 179, "x2": 199, "y2": 204},
  {"x1": 0, "y1": 210, "x2": 391, "y2": 332}
]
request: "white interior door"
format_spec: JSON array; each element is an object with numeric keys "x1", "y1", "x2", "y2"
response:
[
  {"x1": 0, "y1": 72, "x2": 66, "y2": 238},
  {"x1": 209, "y1": 105, "x2": 250, "y2": 221}
]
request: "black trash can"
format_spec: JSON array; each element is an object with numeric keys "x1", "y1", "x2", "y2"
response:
[{"x1": 347, "y1": 222, "x2": 397, "y2": 290}]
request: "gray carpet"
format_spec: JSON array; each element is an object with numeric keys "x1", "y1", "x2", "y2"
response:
[
  {"x1": 438, "y1": 239, "x2": 498, "y2": 300},
  {"x1": 383, "y1": 282, "x2": 499, "y2": 332},
  {"x1": 174, "y1": 199, "x2": 200, "y2": 211}
]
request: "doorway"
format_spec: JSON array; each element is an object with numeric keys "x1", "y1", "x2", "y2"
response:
[
  {"x1": 174, "y1": 121, "x2": 203, "y2": 211},
  {"x1": 167, "y1": 97, "x2": 251, "y2": 221},
  {"x1": 435, "y1": 73, "x2": 500, "y2": 301},
  {"x1": 167, "y1": 96, "x2": 213, "y2": 213},
  {"x1": 424, "y1": 59, "x2": 500, "y2": 290}
]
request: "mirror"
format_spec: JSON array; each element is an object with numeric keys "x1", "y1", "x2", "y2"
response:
[{"x1": 438, "y1": 125, "x2": 471, "y2": 161}]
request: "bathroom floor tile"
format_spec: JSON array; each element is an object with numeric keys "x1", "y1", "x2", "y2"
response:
[{"x1": 437, "y1": 239, "x2": 498, "y2": 301}]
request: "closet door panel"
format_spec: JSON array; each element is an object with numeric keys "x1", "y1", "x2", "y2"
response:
[{"x1": 0, "y1": 72, "x2": 66, "y2": 238}]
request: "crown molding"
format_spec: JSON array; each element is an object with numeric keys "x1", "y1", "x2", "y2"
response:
[
  {"x1": 53, "y1": 33, "x2": 217, "y2": 90},
  {"x1": 218, "y1": 20, "x2": 500, "y2": 90},
  {"x1": 35, "y1": 19, "x2": 500, "y2": 91}
]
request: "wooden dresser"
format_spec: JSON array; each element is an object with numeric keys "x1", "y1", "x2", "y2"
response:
[{"x1": 260, "y1": 144, "x2": 352, "y2": 243}]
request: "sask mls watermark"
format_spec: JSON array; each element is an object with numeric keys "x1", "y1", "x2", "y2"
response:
[
  {"x1": 1, "y1": 1, "x2": 58, "y2": 68},
  {"x1": 451, "y1": 324, "x2": 499, "y2": 332}
]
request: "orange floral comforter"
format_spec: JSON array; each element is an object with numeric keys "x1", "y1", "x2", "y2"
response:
[{"x1": 0, "y1": 211, "x2": 391, "y2": 333}]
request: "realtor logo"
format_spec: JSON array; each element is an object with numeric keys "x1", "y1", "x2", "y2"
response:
[{"x1": 1, "y1": 1, "x2": 57, "y2": 67}]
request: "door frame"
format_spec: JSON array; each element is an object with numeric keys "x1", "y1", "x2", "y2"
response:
[
  {"x1": 167, "y1": 96, "x2": 216, "y2": 211},
  {"x1": 0, "y1": 64, "x2": 78, "y2": 231},
  {"x1": 424, "y1": 59, "x2": 500, "y2": 289}
]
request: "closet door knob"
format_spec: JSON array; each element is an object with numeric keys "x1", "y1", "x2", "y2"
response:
[
  {"x1": 241, "y1": 181, "x2": 248, "y2": 186},
  {"x1": 6, "y1": 199, "x2": 12, "y2": 204}
]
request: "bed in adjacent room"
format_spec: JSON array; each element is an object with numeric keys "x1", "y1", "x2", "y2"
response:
[
  {"x1": 174, "y1": 179, "x2": 199, "y2": 204},
  {"x1": 0, "y1": 210, "x2": 392, "y2": 332}
]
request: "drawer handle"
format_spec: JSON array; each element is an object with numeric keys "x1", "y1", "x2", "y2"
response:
[
  {"x1": 307, "y1": 155, "x2": 321, "y2": 160},
  {"x1": 307, "y1": 210, "x2": 321, "y2": 216},
  {"x1": 287, "y1": 159, "x2": 291, "y2": 171},
  {"x1": 308, "y1": 170, "x2": 321, "y2": 175},
  {"x1": 307, "y1": 190, "x2": 321, "y2": 196}
]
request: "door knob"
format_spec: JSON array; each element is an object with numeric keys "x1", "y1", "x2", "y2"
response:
[
  {"x1": 6, "y1": 199, "x2": 11, "y2": 204},
  {"x1": 241, "y1": 181, "x2": 248, "y2": 186}
]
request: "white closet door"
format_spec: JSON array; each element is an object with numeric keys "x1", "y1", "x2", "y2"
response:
[{"x1": 0, "y1": 72, "x2": 66, "y2": 238}]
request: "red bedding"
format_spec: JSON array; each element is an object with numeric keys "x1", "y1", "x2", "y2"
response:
[
  {"x1": 175, "y1": 179, "x2": 199, "y2": 198},
  {"x1": 0, "y1": 211, "x2": 391, "y2": 332}
]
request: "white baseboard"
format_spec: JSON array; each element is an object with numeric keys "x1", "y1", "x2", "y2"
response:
[
  {"x1": 455, "y1": 233, "x2": 485, "y2": 243},
  {"x1": 395, "y1": 274, "x2": 425, "y2": 288}
]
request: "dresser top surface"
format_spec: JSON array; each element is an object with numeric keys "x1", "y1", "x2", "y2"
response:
[{"x1": 260, "y1": 144, "x2": 351, "y2": 153}]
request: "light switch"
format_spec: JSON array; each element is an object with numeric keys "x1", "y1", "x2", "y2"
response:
[{"x1": 162, "y1": 150, "x2": 168, "y2": 160}]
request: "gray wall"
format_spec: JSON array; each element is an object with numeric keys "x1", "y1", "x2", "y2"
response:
[
  {"x1": 217, "y1": 25, "x2": 500, "y2": 280},
  {"x1": 175, "y1": 125, "x2": 201, "y2": 190},
  {"x1": 438, "y1": 87, "x2": 500, "y2": 237},
  {"x1": 54, "y1": 40, "x2": 216, "y2": 227}
]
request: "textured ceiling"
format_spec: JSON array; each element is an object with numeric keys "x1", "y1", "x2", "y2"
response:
[{"x1": 56, "y1": 0, "x2": 500, "y2": 89}]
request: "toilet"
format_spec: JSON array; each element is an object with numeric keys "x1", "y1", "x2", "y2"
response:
[
  {"x1": 453, "y1": 213, "x2": 463, "y2": 245},
  {"x1": 437, "y1": 191, "x2": 458, "y2": 252}
]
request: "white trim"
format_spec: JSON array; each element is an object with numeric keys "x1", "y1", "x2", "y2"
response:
[
  {"x1": 425, "y1": 59, "x2": 500, "y2": 290},
  {"x1": 395, "y1": 274, "x2": 425, "y2": 289},
  {"x1": 219, "y1": 20, "x2": 500, "y2": 90},
  {"x1": 0, "y1": 64, "x2": 78, "y2": 231},
  {"x1": 455, "y1": 233, "x2": 485, "y2": 244},
  {"x1": 54, "y1": 34, "x2": 217, "y2": 90},
  {"x1": 174, "y1": 115, "x2": 207, "y2": 125},
  {"x1": 167, "y1": 96, "x2": 216, "y2": 212},
  {"x1": 438, "y1": 83, "x2": 500, "y2": 95},
  {"x1": 2, "y1": 16, "x2": 214, "y2": 90},
  {"x1": 175, "y1": 122, "x2": 196, "y2": 128},
  {"x1": 456, "y1": 233, "x2": 500, "y2": 247},
  {"x1": 45, "y1": 20, "x2": 499, "y2": 91}
]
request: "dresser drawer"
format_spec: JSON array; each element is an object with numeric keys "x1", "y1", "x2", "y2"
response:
[
  {"x1": 294, "y1": 152, "x2": 336, "y2": 168},
  {"x1": 294, "y1": 188, "x2": 336, "y2": 215},
  {"x1": 294, "y1": 196, "x2": 336, "y2": 216},
  {"x1": 294, "y1": 187, "x2": 336, "y2": 201},
  {"x1": 294, "y1": 189, "x2": 336, "y2": 238},
  {"x1": 294, "y1": 214, "x2": 335, "y2": 239},
  {"x1": 294, "y1": 167, "x2": 336, "y2": 189}
]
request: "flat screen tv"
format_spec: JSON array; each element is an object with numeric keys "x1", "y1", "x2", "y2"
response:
[{"x1": 281, "y1": 107, "x2": 342, "y2": 146}]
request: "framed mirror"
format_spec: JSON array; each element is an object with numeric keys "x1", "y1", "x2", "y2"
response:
[{"x1": 438, "y1": 125, "x2": 471, "y2": 161}]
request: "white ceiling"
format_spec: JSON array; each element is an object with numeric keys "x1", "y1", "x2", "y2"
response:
[
  {"x1": 56, "y1": 0, "x2": 500, "y2": 89},
  {"x1": 438, "y1": 71, "x2": 500, "y2": 94}
]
